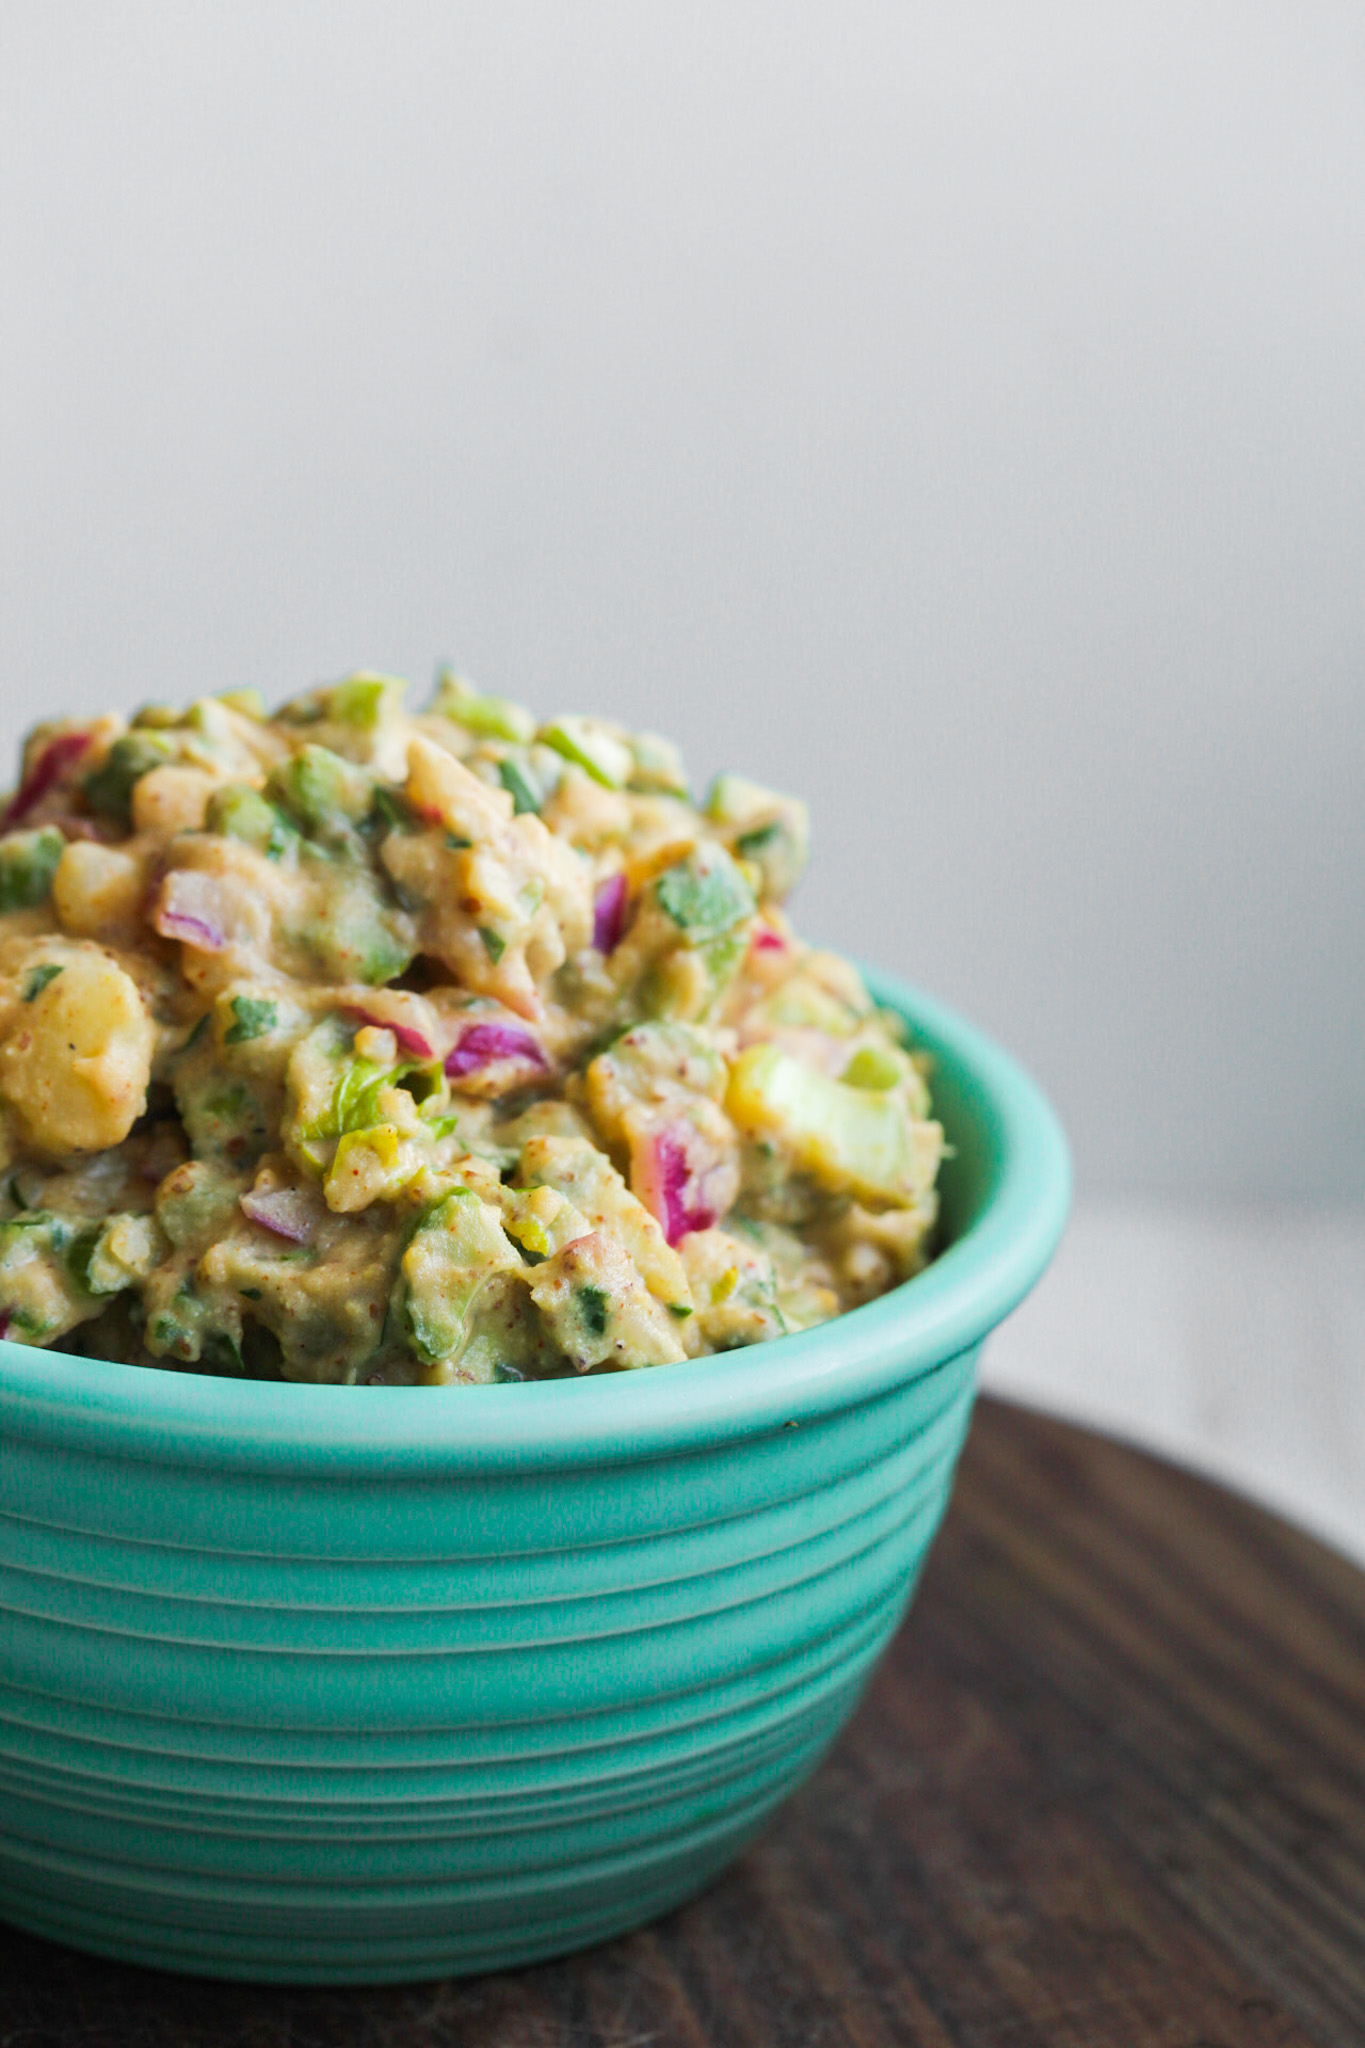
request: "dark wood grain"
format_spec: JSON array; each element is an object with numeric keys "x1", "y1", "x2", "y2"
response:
[{"x1": 3, "y1": 1395, "x2": 1363, "y2": 2048}]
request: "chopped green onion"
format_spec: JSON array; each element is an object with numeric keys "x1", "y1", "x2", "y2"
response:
[{"x1": 22, "y1": 963, "x2": 62, "y2": 1002}]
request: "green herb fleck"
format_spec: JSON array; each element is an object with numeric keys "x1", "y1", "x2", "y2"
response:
[
  {"x1": 422, "y1": 1112, "x2": 462, "y2": 1142},
  {"x1": 22, "y1": 963, "x2": 63, "y2": 1003},
  {"x1": 479, "y1": 927, "x2": 507, "y2": 964},
  {"x1": 65, "y1": 1227, "x2": 101, "y2": 1292},
  {"x1": 498, "y1": 757, "x2": 541, "y2": 815},
  {"x1": 369, "y1": 785, "x2": 409, "y2": 834},
  {"x1": 667, "y1": 1301, "x2": 694, "y2": 1319},
  {"x1": 576, "y1": 1284, "x2": 609, "y2": 1337},
  {"x1": 202, "y1": 1329, "x2": 244, "y2": 1375}
]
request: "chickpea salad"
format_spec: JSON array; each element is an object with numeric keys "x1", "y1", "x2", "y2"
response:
[{"x1": 0, "y1": 673, "x2": 942, "y2": 1384}]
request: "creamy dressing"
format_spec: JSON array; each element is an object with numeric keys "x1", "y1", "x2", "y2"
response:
[{"x1": 0, "y1": 672, "x2": 942, "y2": 1383}]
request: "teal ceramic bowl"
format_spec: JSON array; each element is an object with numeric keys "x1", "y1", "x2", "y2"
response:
[{"x1": 0, "y1": 970, "x2": 1068, "y2": 1983}]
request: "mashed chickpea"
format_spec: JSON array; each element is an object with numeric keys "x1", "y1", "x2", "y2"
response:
[{"x1": 0, "y1": 672, "x2": 942, "y2": 1383}]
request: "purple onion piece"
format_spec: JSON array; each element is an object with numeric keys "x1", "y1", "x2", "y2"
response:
[
  {"x1": 155, "y1": 873, "x2": 227, "y2": 952},
  {"x1": 240, "y1": 1188, "x2": 314, "y2": 1244},
  {"x1": 344, "y1": 1009, "x2": 434, "y2": 1061},
  {"x1": 444, "y1": 1021, "x2": 547, "y2": 1079},
  {"x1": 1, "y1": 730, "x2": 91, "y2": 831},
  {"x1": 157, "y1": 909, "x2": 224, "y2": 950},
  {"x1": 592, "y1": 872, "x2": 628, "y2": 955},
  {"x1": 655, "y1": 1131, "x2": 691, "y2": 1245},
  {"x1": 649, "y1": 1129, "x2": 721, "y2": 1246}
]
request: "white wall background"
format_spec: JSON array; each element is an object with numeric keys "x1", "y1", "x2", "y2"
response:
[{"x1": 2, "y1": 2, "x2": 1363, "y2": 1200}]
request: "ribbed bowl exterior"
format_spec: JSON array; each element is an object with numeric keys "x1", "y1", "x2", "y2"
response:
[
  {"x1": 0, "y1": 974, "x2": 1069, "y2": 1981},
  {"x1": 0, "y1": 1346, "x2": 977, "y2": 1980}
]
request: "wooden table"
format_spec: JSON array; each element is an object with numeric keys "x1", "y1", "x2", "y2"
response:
[{"x1": 5, "y1": 1396, "x2": 1363, "y2": 2047}]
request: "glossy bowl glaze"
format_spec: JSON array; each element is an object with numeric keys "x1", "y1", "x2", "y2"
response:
[{"x1": 0, "y1": 971, "x2": 1068, "y2": 1982}]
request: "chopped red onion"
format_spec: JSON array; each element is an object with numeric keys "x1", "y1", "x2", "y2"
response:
[
  {"x1": 1, "y1": 731, "x2": 91, "y2": 831},
  {"x1": 240, "y1": 1187, "x2": 314, "y2": 1243},
  {"x1": 637, "y1": 1127, "x2": 722, "y2": 1245},
  {"x1": 343, "y1": 1009, "x2": 434, "y2": 1061},
  {"x1": 444, "y1": 1021, "x2": 547, "y2": 1078},
  {"x1": 154, "y1": 872, "x2": 228, "y2": 952},
  {"x1": 592, "y1": 872, "x2": 628, "y2": 955},
  {"x1": 751, "y1": 923, "x2": 787, "y2": 954}
]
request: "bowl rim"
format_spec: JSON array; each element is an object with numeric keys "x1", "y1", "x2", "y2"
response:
[{"x1": 0, "y1": 968, "x2": 1070, "y2": 1474}]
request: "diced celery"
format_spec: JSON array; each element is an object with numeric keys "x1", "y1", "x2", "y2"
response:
[
  {"x1": 223, "y1": 996, "x2": 278, "y2": 1045},
  {"x1": 726, "y1": 1043, "x2": 938, "y2": 1208},
  {"x1": 322, "y1": 892, "x2": 415, "y2": 986},
  {"x1": 433, "y1": 670, "x2": 537, "y2": 744},
  {"x1": 654, "y1": 844, "x2": 756, "y2": 941},
  {"x1": 841, "y1": 1044, "x2": 906, "y2": 1091},
  {"x1": 267, "y1": 745, "x2": 375, "y2": 840},
  {"x1": 82, "y1": 732, "x2": 175, "y2": 820},
  {"x1": 539, "y1": 716, "x2": 633, "y2": 789},
  {"x1": 288, "y1": 1020, "x2": 439, "y2": 1170},
  {"x1": 324, "y1": 672, "x2": 407, "y2": 729},
  {"x1": 207, "y1": 785, "x2": 299, "y2": 860},
  {"x1": 0, "y1": 826, "x2": 64, "y2": 912}
]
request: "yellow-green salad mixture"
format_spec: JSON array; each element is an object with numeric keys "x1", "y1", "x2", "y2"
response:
[{"x1": 0, "y1": 673, "x2": 942, "y2": 1383}]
